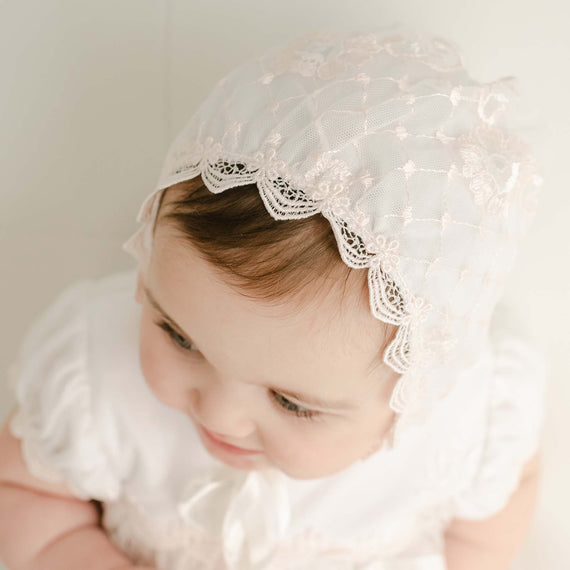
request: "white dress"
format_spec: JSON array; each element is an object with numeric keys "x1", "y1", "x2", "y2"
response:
[{"x1": 6, "y1": 269, "x2": 547, "y2": 570}]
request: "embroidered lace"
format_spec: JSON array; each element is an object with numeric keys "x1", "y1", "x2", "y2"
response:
[{"x1": 122, "y1": 26, "x2": 542, "y2": 443}]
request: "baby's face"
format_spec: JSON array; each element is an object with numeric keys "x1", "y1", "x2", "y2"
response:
[{"x1": 135, "y1": 195, "x2": 399, "y2": 479}]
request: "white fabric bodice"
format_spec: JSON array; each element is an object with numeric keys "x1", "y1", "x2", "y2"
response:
[{"x1": 7, "y1": 269, "x2": 546, "y2": 569}]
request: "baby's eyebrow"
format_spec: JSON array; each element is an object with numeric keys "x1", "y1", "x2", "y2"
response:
[{"x1": 143, "y1": 284, "x2": 358, "y2": 411}]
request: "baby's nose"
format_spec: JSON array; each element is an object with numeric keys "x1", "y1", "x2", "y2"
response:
[{"x1": 189, "y1": 382, "x2": 257, "y2": 441}]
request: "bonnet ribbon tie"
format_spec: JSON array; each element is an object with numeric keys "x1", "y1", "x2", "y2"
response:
[{"x1": 177, "y1": 467, "x2": 290, "y2": 569}]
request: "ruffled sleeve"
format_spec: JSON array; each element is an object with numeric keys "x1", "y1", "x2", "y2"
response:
[
  {"x1": 6, "y1": 278, "x2": 123, "y2": 503},
  {"x1": 449, "y1": 302, "x2": 548, "y2": 520}
]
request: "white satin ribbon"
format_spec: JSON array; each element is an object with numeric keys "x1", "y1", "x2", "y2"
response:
[
  {"x1": 176, "y1": 466, "x2": 447, "y2": 570},
  {"x1": 177, "y1": 466, "x2": 290, "y2": 569}
]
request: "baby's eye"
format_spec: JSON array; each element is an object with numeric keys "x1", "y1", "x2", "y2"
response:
[
  {"x1": 155, "y1": 319, "x2": 199, "y2": 353},
  {"x1": 271, "y1": 390, "x2": 319, "y2": 421}
]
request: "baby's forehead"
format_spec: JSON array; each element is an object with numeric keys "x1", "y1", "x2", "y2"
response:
[
  {"x1": 149, "y1": 225, "x2": 392, "y2": 378},
  {"x1": 153, "y1": 181, "x2": 367, "y2": 308}
]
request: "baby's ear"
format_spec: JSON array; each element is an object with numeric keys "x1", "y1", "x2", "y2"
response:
[{"x1": 135, "y1": 271, "x2": 144, "y2": 305}]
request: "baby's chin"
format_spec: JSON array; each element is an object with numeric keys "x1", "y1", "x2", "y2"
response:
[
  {"x1": 269, "y1": 455, "x2": 369, "y2": 480},
  {"x1": 215, "y1": 455, "x2": 369, "y2": 481},
  {"x1": 217, "y1": 453, "x2": 273, "y2": 471}
]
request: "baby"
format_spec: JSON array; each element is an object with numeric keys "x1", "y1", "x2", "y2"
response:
[{"x1": 0, "y1": 27, "x2": 546, "y2": 570}]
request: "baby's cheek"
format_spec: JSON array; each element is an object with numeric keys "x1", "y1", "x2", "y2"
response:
[
  {"x1": 139, "y1": 345, "x2": 160, "y2": 388},
  {"x1": 282, "y1": 423, "x2": 380, "y2": 479},
  {"x1": 138, "y1": 320, "x2": 162, "y2": 383},
  {"x1": 265, "y1": 427, "x2": 349, "y2": 479},
  {"x1": 138, "y1": 319, "x2": 185, "y2": 410}
]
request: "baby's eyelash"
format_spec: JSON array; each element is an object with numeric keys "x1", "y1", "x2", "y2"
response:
[
  {"x1": 155, "y1": 318, "x2": 319, "y2": 421},
  {"x1": 270, "y1": 390, "x2": 320, "y2": 422},
  {"x1": 155, "y1": 319, "x2": 199, "y2": 353}
]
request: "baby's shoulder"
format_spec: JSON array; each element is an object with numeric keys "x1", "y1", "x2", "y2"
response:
[
  {"x1": 41, "y1": 268, "x2": 141, "y2": 385},
  {"x1": 425, "y1": 305, "x2": 547, "y2": 520},
  {"x1": 9, "y1": 268, "x2": 138, "y2": 384},
  {"x1": 7, "y1": 268, "x2": 141, "y2": 502}
]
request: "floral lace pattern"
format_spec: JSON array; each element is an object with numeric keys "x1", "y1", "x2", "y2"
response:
[
  {"x1": 458, "y1": 124, "x2": 542, "y2": 217},
  {"x1": 264, "y1": 28, "x2": 464, "y2": 81},
  {"x1": 123, "y1": 26, "x2": 543, "y2": 438}
]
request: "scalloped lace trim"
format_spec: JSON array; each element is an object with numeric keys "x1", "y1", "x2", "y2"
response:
[{"x1": 152, "y1": 152, "x2": 430, "y2": 404}]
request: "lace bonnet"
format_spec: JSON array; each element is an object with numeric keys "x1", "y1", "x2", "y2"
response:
[{"x1": 123, "y1": 26, "x2": 542, "y2": 443}]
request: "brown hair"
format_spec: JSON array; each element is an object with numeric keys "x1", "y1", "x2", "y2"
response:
[{"x1": 156, "y1": 175, "x2": 398, "y2": 348}]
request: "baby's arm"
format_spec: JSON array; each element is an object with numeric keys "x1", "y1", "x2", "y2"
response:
[
  {"x1": 0, "y1": 409, "x2": 155, "y2": 570},
  {"x1": 443, "y1": 449, "x2": 541, "y2": 570}
]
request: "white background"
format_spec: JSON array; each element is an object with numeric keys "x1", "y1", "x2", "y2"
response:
[{"x1": 1, "y1": 1, "x2": 568, "y2": 568}]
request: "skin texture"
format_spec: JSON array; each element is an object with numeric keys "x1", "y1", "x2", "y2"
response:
[{"x1": 134, "y1": 187, "x2": 400, "y2": 479}]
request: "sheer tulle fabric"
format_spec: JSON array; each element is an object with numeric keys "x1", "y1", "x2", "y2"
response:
[{"x1": 123, "y1": 26, "x2": 543, "y2": 442}]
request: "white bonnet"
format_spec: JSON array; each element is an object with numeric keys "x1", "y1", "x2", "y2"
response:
[{"x1": 123, "y1": 26, "x2": 543, "y2": 442}]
